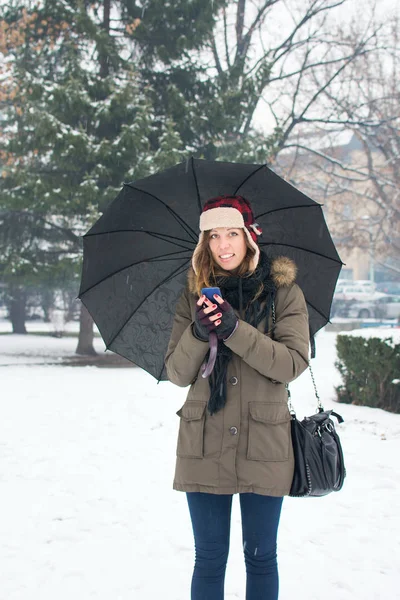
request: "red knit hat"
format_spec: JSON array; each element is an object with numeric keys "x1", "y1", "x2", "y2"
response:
[{"x1": 192, "y1": 195, "x2": 262, "y2": 274}]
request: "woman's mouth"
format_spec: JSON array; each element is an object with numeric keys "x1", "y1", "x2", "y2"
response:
[{"x1": 219, "y1": 253, "x2": 235, "y2": 262}]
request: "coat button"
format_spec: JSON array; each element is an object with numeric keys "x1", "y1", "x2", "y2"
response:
[
  {"x1": 229, "y1": 426, "x2": 238, "y2": 435},
  {"x1": 229, "y1": 376, "x2": 238, "y2": 385}
]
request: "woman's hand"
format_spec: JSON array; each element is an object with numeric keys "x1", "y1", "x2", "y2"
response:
[
  {"x1": 193, "y1": 296, "x2": 221, "y2": 341},
  {"x1": 213, "y1": 295, "x2": 238, "y2": 340}
]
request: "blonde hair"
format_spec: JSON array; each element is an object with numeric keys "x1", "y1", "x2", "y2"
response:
[{"x1": 193, "y1": 230, "x2": 257, "y2": 297}]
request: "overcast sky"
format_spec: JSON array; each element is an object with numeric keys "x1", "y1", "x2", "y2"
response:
[{"x1": 248, "y1": 0, "x2": 399, "y2": 134}]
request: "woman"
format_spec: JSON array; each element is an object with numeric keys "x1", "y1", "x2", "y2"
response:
[{"x1": 165, "y1": 195, "x2": 310, "y2": 600}]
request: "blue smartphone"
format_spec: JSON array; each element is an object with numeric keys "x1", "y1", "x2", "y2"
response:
[{"x1": 201, "y1": 287, "x2": 221, "y2": 302}]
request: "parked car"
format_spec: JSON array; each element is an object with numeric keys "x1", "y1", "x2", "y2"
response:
[
  {"x1": 336, "y1": 279, "x2": 375, "y2": 289},
  {"x1": 350, "y1": 280, "x2": 377, "y2": 289},
  {"x1": 333, "y1": 283, "x2": 383, "y2": 303},
  {"x1": 347, "y1": 294, "x2": 400, "y2": 319},
  {"x1": 376, "y1": 281, "x2": 400, "y2": 295}
]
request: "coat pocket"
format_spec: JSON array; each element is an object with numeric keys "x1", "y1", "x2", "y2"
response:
[
  {"x1": 176, "y1": 401, "x2": 207, "y2": 459},
  {"x1": 247, "y1": 402, "x2": 291, "y2": 462}
]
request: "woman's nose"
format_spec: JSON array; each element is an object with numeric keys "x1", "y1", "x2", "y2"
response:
[
  {"x1": 219, "y1": 241, "x2": 230, "y2": 251},
  {"x1": 218, "y1": 236, "x2": 231, "y2": 249}
]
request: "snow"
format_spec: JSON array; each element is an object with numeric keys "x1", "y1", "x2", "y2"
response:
[
  {"x1": 344, "y1": 326, "x2": 400, "y2": 344},
  {"x1": 0, "y1": 326, "x2": 399, "y2": 599},
  {"x1": 0, "y1": 319, "x2": 103, "y2": 366}
]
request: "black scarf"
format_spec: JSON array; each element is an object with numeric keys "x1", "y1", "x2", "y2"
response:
[{"x1": 207, "y1": 251, "x2": 276, "y2": 415}]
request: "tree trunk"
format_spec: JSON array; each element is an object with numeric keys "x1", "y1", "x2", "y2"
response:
[
  {"x1": 41, "y1": 288, "x2": 54, "y2": 323},
  {"x1": 76, "y1": 303, "x2": 97, "y2": 355},
  {"x1": 99, "y1": 0, "x2": 111, "y2": 78},
  {"x1": 9, "y1": 285, "x2": 27, "y2": 334}
]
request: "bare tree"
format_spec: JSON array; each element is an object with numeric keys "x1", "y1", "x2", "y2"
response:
[
  {"x1": 204, "y1": 0, "x2": 384, "y2": 159},
  {"x1": 278, "y1": 11, "x2": 400, "y2": 274}
]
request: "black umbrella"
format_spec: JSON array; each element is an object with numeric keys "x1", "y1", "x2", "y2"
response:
[{"x1": 78, "y1": 158, "x2": 343, "y2": 380}]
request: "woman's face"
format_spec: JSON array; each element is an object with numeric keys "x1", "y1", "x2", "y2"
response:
[{"x1": 208, "y1": 227, "x2": 247, "y2": 271}]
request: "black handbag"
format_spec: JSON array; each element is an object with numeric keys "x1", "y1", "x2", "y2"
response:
[
  {"x1": 288, "y1": 385, "x2": 346, "y2": 497},
  {"x1": 272, "y1": 302, "x2": 346, "y2": 497}
]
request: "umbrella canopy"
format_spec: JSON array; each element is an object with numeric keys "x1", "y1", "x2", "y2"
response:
[{"x1": 79, "y1": 158, "x2": 343, "y2": 380}]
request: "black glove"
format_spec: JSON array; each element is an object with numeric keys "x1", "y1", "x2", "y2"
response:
[
  {"x1": 214, "y1": 299, "x2": 238, "y2": 341},
  {"x1": 193, "y1": 301, "x2": 219, "y2": 341}
]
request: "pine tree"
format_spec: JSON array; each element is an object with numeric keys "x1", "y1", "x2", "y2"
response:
[{"x1": 0, "y1": 0, "x2": 192, "y2": 343}]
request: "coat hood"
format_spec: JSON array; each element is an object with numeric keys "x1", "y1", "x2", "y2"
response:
[{"x1": 187, "y1": 255, "x2": 297, "y2": 295}]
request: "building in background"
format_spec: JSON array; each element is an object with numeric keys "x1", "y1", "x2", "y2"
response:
[{"x1": 276, "y1": 129, "x2": 398, "y2": 283}]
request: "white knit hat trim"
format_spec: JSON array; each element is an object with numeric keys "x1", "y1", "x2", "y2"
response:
[{"x1": 199, "y1": 207, "x2": 245, "y2": 232}]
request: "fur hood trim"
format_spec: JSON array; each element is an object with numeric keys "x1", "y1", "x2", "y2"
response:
[
  {"x1": 270, "y1": 256, "x2": 297, "y2": 288},
  {"x1": 187, "y1": 256, "x2": 297, "y2": 295}
]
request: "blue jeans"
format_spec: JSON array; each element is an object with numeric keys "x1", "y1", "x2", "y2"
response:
[{"x1": 186, "y1": 492, "x2": 283, "y2": 600}]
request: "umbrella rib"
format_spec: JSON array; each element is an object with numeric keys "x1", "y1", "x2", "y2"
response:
[
  {"x1": 144, "y1": 231, "x2": 194, "y2": 251},
  {"x1": 233, "y1": 166, "x2": 323, "y2": 212},
  {"x1": 124, "y1": 183, "x2": 198, "y2": 242},
  {"x1": 190, "y1": 157, "x2": 203, "y2": 213},
  {"x1": 84, "y1": 229, "x2": 195, "y2": 249},
  {"x1": 106, "y1": 259, "x2": 192, "y2": 352},
  {"x1": 156, "y1": 262, "x2": 194, "y2": 383},
  {"x1": 147, "y1": 255, "x2": 192, "y2": 263},
  {"x1": 259, "y1": 242, "x2": 344, "y2": 264},
  {"x1": 233, "y1": 164, "x2": 267, "y2": 195},
  {"x1": 304, "y1": 299, "x2": 330, "y2": 323},
  {"x1": 79, "y1": 250, "x2": 191, "y2": 297},
  {"x1": 255, "y1": 203, "x2": 321, "y2": 220}
]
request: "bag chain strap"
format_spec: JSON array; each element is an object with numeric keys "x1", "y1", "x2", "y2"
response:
[{"x1": 271, "y1": 300, "x2": 323, "y2": 414}]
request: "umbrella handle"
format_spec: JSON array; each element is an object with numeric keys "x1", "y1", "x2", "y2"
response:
[{"x1": 201, "y1": 332, "x2": 218, "y2": 378}]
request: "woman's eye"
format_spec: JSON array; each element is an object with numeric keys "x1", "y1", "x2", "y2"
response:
[
  {"x1": 229, "y1": 231, "x2": 238, "y2": 236},
  {"x1": 210, "y1": 234, "x2": 218, "y2": 239}
]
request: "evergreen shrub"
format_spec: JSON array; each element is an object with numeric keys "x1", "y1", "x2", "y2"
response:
[{"x1": 335, "y1": 334, "x2": 400, "y2": 413}]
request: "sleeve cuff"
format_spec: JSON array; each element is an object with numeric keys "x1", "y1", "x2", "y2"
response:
[
  {"x1": 222, "y1": 320, "x2": 239, "y2": 342},
  {"x1": 191, "y1": 322, "x2": 209, "y2": 342}
]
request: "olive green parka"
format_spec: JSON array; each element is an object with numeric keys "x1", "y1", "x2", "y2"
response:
[{"x1": 165, "y1": 256, "x2": 310, "y2": 497}]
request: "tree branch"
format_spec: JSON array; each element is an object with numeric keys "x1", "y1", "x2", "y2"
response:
[
  {"x1": 236, "y1": 0, "x2": 246, "y2": 50},
  {"x1": 272, "y1": 0, "x2": 346, "y2": 60},
  {"x1": 223, "y1": 6, "x2": 231, "y2": 69},
  {"x1": 237, "y1": 0, "x2": 280, "y2": 63},
  {"x1": 210, "y1": 33, "x2": 223, "y2": 75}
]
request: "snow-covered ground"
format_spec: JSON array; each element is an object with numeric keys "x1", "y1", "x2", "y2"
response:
[{"x1": 1, "y1": 323, "x2": 399, "y2": 599}]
